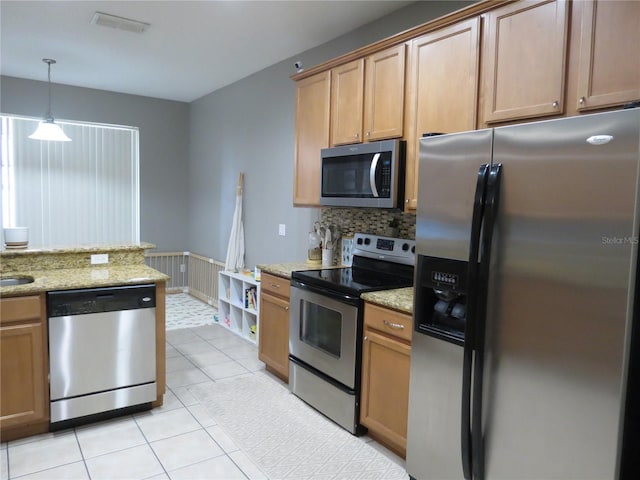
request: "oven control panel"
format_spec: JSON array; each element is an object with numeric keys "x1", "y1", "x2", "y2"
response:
[{"x1": 353, "y1": 233, "x2": 415, "y2": 266}]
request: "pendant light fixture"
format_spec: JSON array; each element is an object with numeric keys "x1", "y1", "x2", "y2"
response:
[{"x1": 29, "y1": 58, "x2": 71, "y2": 142}]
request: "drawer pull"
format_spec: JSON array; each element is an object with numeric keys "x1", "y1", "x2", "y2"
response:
[
  {"x1": 383, "y1": 320, "x2": 405, "y2": 330},
  {"x1": 282, "y1": 305, "x2": 289, "y2": 311},
  {"x1": 270, "y1": 283, "x2": 280, "y2": 289}
]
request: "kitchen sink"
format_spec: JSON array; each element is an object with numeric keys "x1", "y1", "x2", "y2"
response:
[{"x1": 0, "y1": 276, "x2": 35, "y2": 286}]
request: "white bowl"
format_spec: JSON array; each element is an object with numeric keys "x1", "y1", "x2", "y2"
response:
[{"x1": 4, "y1": 227, "x2": 29, "y2": 247}]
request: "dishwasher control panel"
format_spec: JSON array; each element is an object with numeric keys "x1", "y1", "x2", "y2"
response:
[{"x1": 48, "y1": 284, "x2": 156, "y2": 316}]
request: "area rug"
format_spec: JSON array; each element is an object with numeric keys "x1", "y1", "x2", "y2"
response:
[
  {"x1": 165, "y1": 293, "x2": 217, "y2": 330},
  {"x1": 189, "y1": 374, "x2": 408, "y2": 480}
]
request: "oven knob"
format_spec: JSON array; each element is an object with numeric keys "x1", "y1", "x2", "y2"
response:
[
  {"x1": 364, "y1": 237, "x2": 371, "y2": 245},
  {"x1": 411, "y1": 245, "x2": 415, "y2": 254},
  {"x1": 357, "y1": 238, "x2": 363, "y2": 245},
  {"x1": 402, "y1": 243, "x2": 409, "y2": 251}
]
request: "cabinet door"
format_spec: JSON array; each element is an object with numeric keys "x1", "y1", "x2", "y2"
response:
[
  {"x1": 258, "y1": 291, "x2": 290, "y2": 381},
  {"x1": 360, "y1": 328, "x2": 411, "y2": 456},
  {"x1": 331, "y1": 59, "x2": 365, "y2": 146},
  {"x1": 482, "y1": 0, "x2": 569, "y2": 123},
  {"x1": 575, "y1": 0, "x2": 640, "y2": 111},
  {"x1": 294, "y1": 71, "x2": 331, "y2": 206},
  {"x1": 404, "y1": 17, "x2": 481, "y2": 211},
  {"x1": 1, "y1": 322, "x2": 48, "y2": 429},
  {"x1": 364, "y1": 44, "x2": 406, "y2": 141}
]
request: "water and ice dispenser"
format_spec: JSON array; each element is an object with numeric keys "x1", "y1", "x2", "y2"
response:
[{"x1": 414, "y1": 255, "x2": 468, "y2": 345}]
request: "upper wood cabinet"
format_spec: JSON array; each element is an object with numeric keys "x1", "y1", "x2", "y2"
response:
[
  {"x1": 481, "y1": 0, "x2": 569, "y2": 124},
  {"x1": 573, "y1": 0, "x2": 640, "y2": 112},
  {"x1": 403, "y1": 17, "x2": 481, "y2": 211},
  {"x1": 331, "y1": 59, "x2": 365, "y2": 146},
  {"x1": 331, "y1": 45, "x2": 406, "y2": 146},
  {"x1": 364, "y1": 44, "x2": 406, "y2": 141},
  {"x1": 294, "y1": 71, "x2": 330, "y2": 206}
]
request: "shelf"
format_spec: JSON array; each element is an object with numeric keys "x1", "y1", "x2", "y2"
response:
[{"x1": 217, "y1": 270, "x2": 260, "y2": 345}]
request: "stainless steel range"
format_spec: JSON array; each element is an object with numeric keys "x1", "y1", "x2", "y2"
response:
[{"x1": 289, "y1": 232, "x2": 415, "y2": 434}]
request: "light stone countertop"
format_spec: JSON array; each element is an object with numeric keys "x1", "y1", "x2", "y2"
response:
[
  {"x1": 257, "y1": 261, "x2": 325, "y2": 280},
  {"x1": 0, "y1": 265, "x2": 169, "y2": 297},
  {"x1": 362, "y1": 287, "x2": 414, "y2": 315},
  {"x1": 0, "y1": 242, "x2": 168, "y2": 297},
  {"x1": 257, "y1": 262, "x2": 414, "y2": 314}
]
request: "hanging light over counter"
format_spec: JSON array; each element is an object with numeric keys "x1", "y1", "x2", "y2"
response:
[{"x1": 29, "y1": 58, "x2": 71, "y2": 142}]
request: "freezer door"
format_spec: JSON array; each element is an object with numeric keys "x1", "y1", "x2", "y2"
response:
[
  {"x1": 417, "y1": 129, "x2": 493, "y2": 261},
  {"x1": 483, "y1": 109, "x2": 640, "y2": 479},
  {"x1": 406, "y1": 332, "x2": 465, "y2": 479}
]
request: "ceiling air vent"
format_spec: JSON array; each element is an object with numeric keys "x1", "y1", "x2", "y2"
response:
[{"x1": 91, "y1": 12, "x2": 150, "y2": 34}]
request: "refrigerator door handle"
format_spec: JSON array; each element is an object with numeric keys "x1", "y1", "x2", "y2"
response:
[
  {"x1": 471, "y1": 163, "x2": 503, "y2": 480},
  {"x1": 462, "y1": 163, "x2": 490, "y2": 480}
]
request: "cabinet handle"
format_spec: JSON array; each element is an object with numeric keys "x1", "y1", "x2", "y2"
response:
[
  {"x1": 366, "y1": 131, "x2": 370, "y2": 137},
  {"x1": 281, "y1": 305, "x2": 289, "y2": 311},
  {"x1": 383, "y1": 320, "x2": 405, "y2": 330},
  {"x1": 579, "y1": 96, "x2": 586, "y2": 105},
  {"x1": 270, "y1": 283, "x2": 280, "y2": 289},
  {"x1": 552, "y1": 100, "x2": 559, "y2": 109},
  {"x1": 364, "y1": 336, "x2": 368, "y2": 341},
  {"x1": 355, "y1": 133, "x2": 359, "y2": 138}
]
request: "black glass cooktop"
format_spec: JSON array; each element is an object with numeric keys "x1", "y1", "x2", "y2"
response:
[{"x1": 291, "y1": 256, "x2": 414, "y2": 297}]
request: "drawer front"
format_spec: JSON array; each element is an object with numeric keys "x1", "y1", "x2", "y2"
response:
[
  {"x1": 0, "y1": 295, "x2": 42, "y2": 325},
  {"x1": 364, "y1": 302, "x2": 412, "y2": 342},
  {"x1": 261, "y1": 272, "x2": 290, "y2": 299}
]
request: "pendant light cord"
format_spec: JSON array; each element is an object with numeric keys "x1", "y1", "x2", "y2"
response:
[{"x1": 43, "y1": 58, "x2": 56, "y2": 120}]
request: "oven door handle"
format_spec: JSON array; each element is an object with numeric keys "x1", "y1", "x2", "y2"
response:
[{"x1": 291, "y1": 280, "x2": 361, "y2": 304}]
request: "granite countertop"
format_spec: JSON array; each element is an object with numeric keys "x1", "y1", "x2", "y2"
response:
[
  {"x1": 257, "y1": 261, "x2": 325, "y2": 279},
  {"x1": 257, "y1": 262, "x2": 414, "y2": 314},
  {"x1": 0, "y1": 242, "x2": 156, "y2": 257},
  {"x1": 362, "y1": 287, "x2": 414, "y2": 315},
  {"x1": 0, "y1": 265, "x2": 169, "y2": 297}
]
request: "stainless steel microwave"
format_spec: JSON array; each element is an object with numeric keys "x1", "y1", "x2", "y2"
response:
[{"x1": 320, "y1": 139, "x2": 405, "y2": 208}]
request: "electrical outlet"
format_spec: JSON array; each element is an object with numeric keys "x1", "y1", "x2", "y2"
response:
[
  {"x1": 278, "y1": 224, "x2": 286, "y2": 236},
  {"x1": 90, "y1": 253, "x2": 109, "y2": 265}
]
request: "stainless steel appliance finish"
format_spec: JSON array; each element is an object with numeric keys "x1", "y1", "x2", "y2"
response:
[
  {"x1": 290, "y1": 233, "x2": 415, "y2": 434},
  {"x1": 48, "y1": 284, "x2": 157, "y2": 425},
  {"x1": 289, "y1": 286, "x2": 359, "y2": 389},
  {"x1": 407, "y1": 108, "x2": 640, "y2": 479},
  {"x1": 320, "y1": 139, "x2": 405, "y2": 209}
]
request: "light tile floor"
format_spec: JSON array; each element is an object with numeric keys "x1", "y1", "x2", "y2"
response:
[{"x1": 1, "y1": 295, "x2": 404, "y2": 480}]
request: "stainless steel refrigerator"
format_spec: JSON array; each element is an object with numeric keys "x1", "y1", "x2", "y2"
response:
[{"x1": 406, "y1": 108, "x2": 640, "y2": 480}]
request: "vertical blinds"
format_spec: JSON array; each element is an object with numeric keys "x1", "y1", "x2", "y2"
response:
[{"x1": 1, "y1": 116, "x2": 140, "y2": 247}]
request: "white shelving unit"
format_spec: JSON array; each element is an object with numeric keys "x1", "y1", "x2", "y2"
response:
[{"x1": 217, "y1": 270, "x2": 260, "y2": 345}]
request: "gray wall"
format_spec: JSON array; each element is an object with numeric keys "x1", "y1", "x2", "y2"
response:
[
  {"x1": 0, "y1": 76, "x2": 190, "y2": 251},
  {"x1": 1, "y1": 1, "x2": 473, "y2": 264},
  {"x1": 189, "y1": 1, "x2": 473, "y2": 267}
]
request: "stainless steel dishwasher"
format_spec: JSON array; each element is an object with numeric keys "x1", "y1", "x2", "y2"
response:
[{"x1": 47, "y1": 284, "x2": 157, "y2": 427}]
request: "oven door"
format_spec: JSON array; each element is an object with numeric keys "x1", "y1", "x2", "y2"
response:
[{"x1": 289, "y1": 281, "x2": 360, "y2": 389}]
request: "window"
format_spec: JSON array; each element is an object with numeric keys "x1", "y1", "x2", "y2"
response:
[{"x1": 1, "y1": 115, "x2": 140, "y2": 247}]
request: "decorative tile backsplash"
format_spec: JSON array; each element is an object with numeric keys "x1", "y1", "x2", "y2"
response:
[{"x1": 321, "y1": 207, "x2": 416, "y2": 240}]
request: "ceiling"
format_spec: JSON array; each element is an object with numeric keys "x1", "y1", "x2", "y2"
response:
[{"x1": 1, "y1": 0, "x2": 412, "y2": 103}]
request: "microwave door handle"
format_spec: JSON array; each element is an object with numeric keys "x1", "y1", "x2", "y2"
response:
[{"x1": 369, "y1": 153, "x2": 381, "y2": 197}]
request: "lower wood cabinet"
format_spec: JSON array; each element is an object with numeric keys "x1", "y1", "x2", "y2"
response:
[
  {"x1": 0, "y1": 294, "x2": 49, "y2": 440},
  {"x1": 258, "y1": 273, "x2": 290, "y2": 382},
  {"x1": 360, "y1": 302, "x2": 412, "y2": 458}
]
